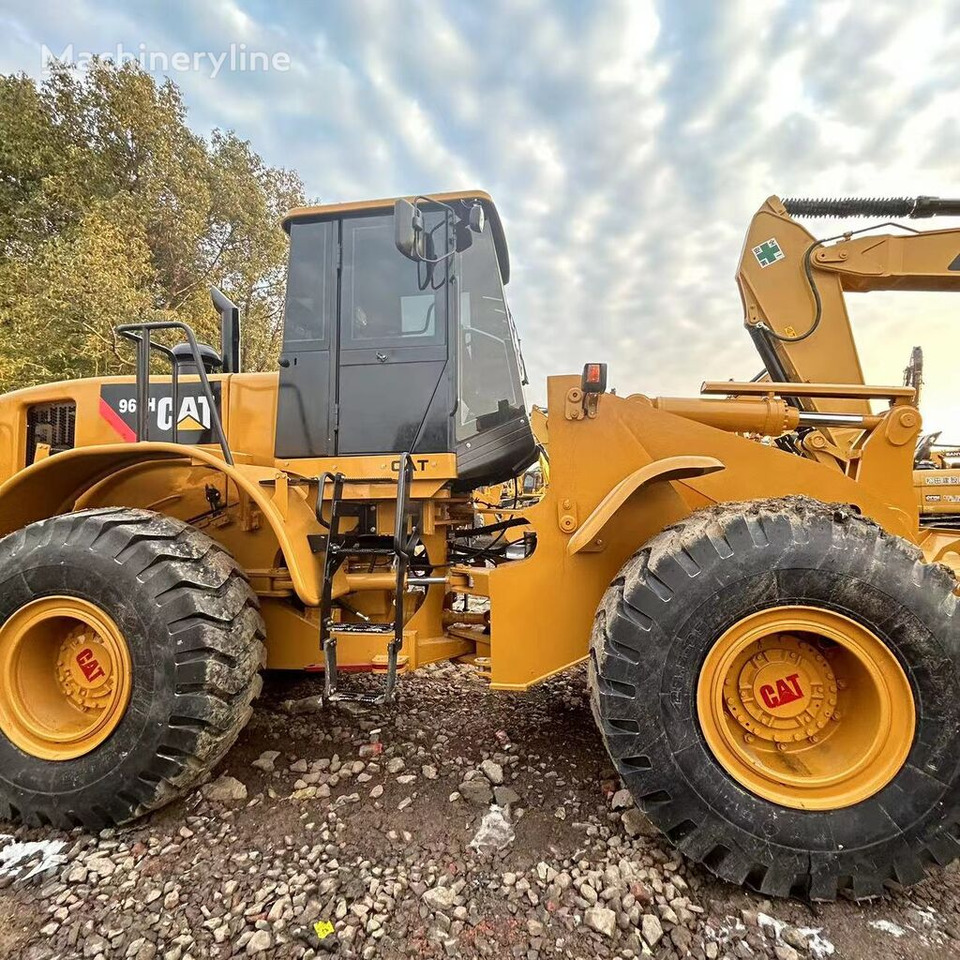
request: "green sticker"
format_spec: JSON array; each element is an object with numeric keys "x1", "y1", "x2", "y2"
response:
[{"x1": 753, "y1": 238, "x2": 785, "y2": 268}]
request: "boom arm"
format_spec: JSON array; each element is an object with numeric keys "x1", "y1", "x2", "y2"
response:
[{"x1": 737, "y1": 195, "x2": 960, "y2": 420}]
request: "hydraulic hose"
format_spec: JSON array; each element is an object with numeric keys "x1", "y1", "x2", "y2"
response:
[{"x1": 783, "y1": 196, "x2": 960, "y2": 219}]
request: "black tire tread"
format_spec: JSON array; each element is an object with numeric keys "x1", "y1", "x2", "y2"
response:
[
  {"x1": 589, "y1": 496, "x2": 960, "y2": 900},
  {"x1": 0, "y1": 507, "x2": 265, "y2": 828}
]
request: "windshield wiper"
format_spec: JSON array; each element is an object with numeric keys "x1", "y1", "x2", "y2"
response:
[{"x1": 506, "y1": 304, "x2": 529, "y2": 386}]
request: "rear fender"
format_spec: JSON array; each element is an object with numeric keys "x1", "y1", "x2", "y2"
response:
[{"x1": 0, "y1": 443, "x2": 324, "y2": 606}]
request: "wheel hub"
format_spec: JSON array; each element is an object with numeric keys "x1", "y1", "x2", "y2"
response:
[
  {"x1": 0, "y1": 597, "x2": 132, "y2": 761},
  {"x1": 56, "y1": 625, "x2": 119, "y2": 713},
  {"x1": 724, "y1": 635, "x2": 837, "y2": 742},
  {"x1": 697, "y1": 605, "x2": 915, "y2": 811}
]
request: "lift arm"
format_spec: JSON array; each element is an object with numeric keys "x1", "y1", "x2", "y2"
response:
[{"x1": 736, "y1": 195, "x2": 960, "y2": 421}]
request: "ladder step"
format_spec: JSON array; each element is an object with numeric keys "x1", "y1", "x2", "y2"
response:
[
  {"x1": 325, "y1": 621, "x2": 394, "y2": 634},
  {"x1": 318, "y1": 452, "x2": 415, "y2": 706},
  {"x1": 326, "y1": 689, "x2": 395, "y2": 706},
  {"x1": 333, "y1": 546, "x2": 396, "y2": 557}
]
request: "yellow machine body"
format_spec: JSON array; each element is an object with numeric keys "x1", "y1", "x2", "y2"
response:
[
  {"x1": 0, "y1": 370, "x2": 944, "y2": 691},
  {"x1": 0, "y1": 192, "x2": 957, "y2": 692},
  {"x1": 5, "y1": 190, "x2": 960, "y2": 896}
]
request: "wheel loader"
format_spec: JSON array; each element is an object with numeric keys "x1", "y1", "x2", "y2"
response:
[{"x1": 0, "y1": 191, "x2": 959, "y2": 902}]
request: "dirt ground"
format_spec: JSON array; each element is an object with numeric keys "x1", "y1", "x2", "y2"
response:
[{"x1": 0, "y1": 663, "x2": 957, "y2": 960}]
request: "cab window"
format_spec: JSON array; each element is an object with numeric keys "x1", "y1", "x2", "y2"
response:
[
  {"x1": 342, "y1": 215, "x2": 447, "y2": 348},
  {"x1": 456, "y1": 227, "x2": 524, "y2": 440},
  {"x1": 283, "y1": 220, "x2": 335, "y2": 348}
]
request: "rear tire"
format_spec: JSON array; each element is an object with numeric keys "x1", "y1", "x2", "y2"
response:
[
  {"x1": 589, "y1": 497, "x2": 960, "y2": 900},
  {"x1": 0, "y1": 507, "x2": 265, "y2": 828}
]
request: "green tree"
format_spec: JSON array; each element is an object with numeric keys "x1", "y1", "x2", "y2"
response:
[{"x1": 0, "y1": 60, "x2": 306, "y2": 390}]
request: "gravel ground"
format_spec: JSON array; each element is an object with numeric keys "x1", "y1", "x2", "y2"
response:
[{"x1": 0, "y1": 663, "x2": 957, "y2": 959}]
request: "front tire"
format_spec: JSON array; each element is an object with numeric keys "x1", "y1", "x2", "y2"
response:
[
  {"x1": 0, "y1": 507, "x2": 265, "y2": 828},
  {"x1": 589, "y1": 497, "x2": 960, "y2": 900}
]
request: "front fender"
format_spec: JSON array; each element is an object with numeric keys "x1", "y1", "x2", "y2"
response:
[
  {"x1": 566, "y1": 455, "x2": 725, "y2": 556},
  {"x1": 0, "y1": 443, "x2": 325, "y2": 606}
]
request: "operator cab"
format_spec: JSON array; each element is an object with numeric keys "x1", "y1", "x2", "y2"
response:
[{"x1": 276, "y1": 192, "x2": 537, "y2": 488}]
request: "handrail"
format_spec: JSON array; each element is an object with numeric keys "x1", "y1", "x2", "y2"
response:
[
  {"x1": 116, "y1": 321, "x2": 234, "y2": 465},
  {"x1": 314, "y1": 471, "x2": 343, "y2": 529},
  {"x1": 394, "y1": 453, "x2": 417, "y2": 559},
  {"x1": 119, "y1": 335, "x2": 180, "y2": 445},
  {"x1": 701, "y1": 380, "x2": 916, "y2": 402}
]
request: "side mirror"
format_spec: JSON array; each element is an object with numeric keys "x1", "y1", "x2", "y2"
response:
[
  {"x1": 394, "y1": 199, "x2": 425, "y2": 261},
  {"x1": 467, "y1": 202, "x2": 485, "y2": 234},
  {"x1": 211, "y1": 286, "x2": 241, "y2": 373}
]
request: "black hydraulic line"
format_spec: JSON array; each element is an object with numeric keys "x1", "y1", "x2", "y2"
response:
[
  {"x1": 450, "y1": 516, "x2": 528, "y2": 538},
  {"x1": 783, "y1": 196, "x2": 960, "y2": 219},
  {"x1": 747, "y1": 326, "x2": 801, "y2": 407},
  {"x1": 757, "y1": 218, "x2": 924, "y2": 345},
  {"x1": 757, "y1": 239, "x2": 825, "y2": 343}
]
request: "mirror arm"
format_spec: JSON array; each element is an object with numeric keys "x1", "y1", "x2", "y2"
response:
[{"x1": 211, "y1": 286, "x2": 241, "y2": 373}]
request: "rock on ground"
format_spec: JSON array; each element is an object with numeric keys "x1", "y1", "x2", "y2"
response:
[
  {"x1": 200, "y1": 775, "x2": 248, "y2": 803},
  {"x1": 458, "y1": 778, "x2": 494, "y2": 806},
  {"x1": 585, "y1": 905, "x2": 617, "y2": 938},
  {"x1": 642, "y1": 912, "x2": 664, "y2": 947},
  {"x1": 422, "y1": 884, "x2": 458, "y2": 912},
  {"x1": 480, "y1": 759, "x2": 504, "y2": 785},
  {"x1": 0, "y1": 663, "x2": 954, "y2": 960}
]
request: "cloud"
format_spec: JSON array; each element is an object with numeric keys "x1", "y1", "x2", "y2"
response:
[{"x1": 2, "y1": 0, "x2": 959, "y2": 433}]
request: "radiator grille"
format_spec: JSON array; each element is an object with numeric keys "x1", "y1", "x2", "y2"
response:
[{"x1": 26, "y1": 401, "x2": 76, "y2": 465}]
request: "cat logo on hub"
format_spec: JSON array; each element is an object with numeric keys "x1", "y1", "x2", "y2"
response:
[{"x1": 758, "y1": 673, "x2": 804, "y2": 710}]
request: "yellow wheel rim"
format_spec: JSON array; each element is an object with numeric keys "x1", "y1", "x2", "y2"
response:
[
  {"x1": 696, "y1": 605, "x2": 915, "y2": 810},
  {"x1": 0, "y1": 597, "x2": 132, "y2": 761}
]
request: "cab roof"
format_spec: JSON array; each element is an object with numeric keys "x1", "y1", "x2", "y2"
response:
[{"x1": 283, "y1": 190, "x2": 510, "y2": 283}]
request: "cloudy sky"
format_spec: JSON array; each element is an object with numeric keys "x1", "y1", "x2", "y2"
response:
[{"x1": 2, "y1": 0, "x2": 960, "y2": 434}]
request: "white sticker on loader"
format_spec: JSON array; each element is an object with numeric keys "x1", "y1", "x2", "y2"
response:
[{"x1": 753, "y1": 238, "x2": 785, "y2": 268}]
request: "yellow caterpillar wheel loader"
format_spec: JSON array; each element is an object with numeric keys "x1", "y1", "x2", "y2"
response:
[
  {"x1": 0, "y1": 191, "x2": 959, "y2": 901},
  {"x1": 905, "y1": 346, "x2": 960, "y2": 485},
  {"x1": 908, "y1": 346, "x2": 960, "y2": 476}
]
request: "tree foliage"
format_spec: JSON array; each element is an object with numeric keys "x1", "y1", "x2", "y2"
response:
[{"x1": 0, "y1": 61, "x2": 305, "y2": 390}]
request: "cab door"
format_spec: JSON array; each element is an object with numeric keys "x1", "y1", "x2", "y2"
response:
[
  {"x1": 275, "y1": 219, "x2": 337, "y2": 458},
  {"x1": 335, "y1": 213, "x2": 452, "y2": 455}
]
